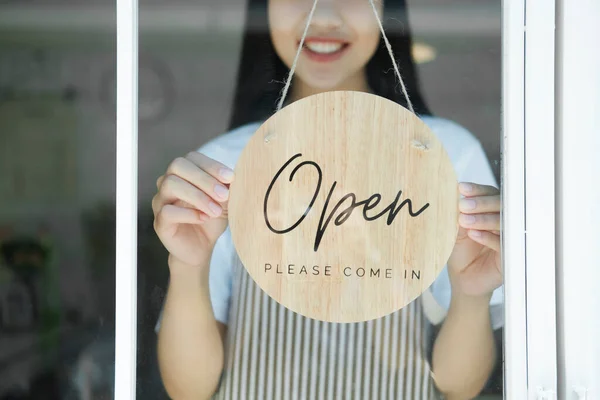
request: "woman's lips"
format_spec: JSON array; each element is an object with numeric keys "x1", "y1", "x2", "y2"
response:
[{"x1": 300, "y1": 38, "x2": 350, "y2": 63}]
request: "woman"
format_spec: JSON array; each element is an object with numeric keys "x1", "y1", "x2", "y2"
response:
[{"x1": 153, "y1": 0, "x2": 504, "y2": 398}]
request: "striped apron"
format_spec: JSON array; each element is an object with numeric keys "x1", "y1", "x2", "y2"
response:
[{"x1": 213, "y1": 259, "x2": 442, "y2": 400}]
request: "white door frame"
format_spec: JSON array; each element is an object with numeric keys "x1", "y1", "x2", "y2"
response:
[
  {"x1": 503, "y1": 0, "x2": 558, "y2": 398},
  {"x1": 115, "y1": 0, "x2": 138, "y2": 397},
  {"x1": 524, "y1": 0, "x2": 559, "y2": 397},
  {"x1": 501, "y1": 0, "x2": 528, "y2": 397},
  {"x1": 556, "y1": 1, "x2": 600, "y2": 399}
]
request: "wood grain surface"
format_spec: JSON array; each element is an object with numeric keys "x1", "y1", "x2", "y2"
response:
[{"x1": 229, "y1": 91, "x2": 458, "y2": 322}]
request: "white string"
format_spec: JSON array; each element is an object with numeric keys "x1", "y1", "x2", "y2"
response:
[
  {"x1": 275, "y1": 0, "x2": 415, "y2": 115},
  {"x1": 367, "y1": 0, "x2": 415, "y2": 114},
  {"x1": 275, "y1": 0, "x2": 321, "y2": 111}
]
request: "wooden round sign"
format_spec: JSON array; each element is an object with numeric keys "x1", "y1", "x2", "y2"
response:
[{"x1": 228, "y1": 91, "x2": 458, "y2": 323}]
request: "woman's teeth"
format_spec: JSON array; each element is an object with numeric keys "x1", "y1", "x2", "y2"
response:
[{"x1": 305, "y1": 42, "x2": 344, "y2": 54}]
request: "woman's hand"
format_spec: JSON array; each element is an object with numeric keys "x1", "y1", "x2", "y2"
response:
[
  {"x1": 447, "y1": 182, "x2": 503, "y2": 298},
  {"x1": 152, "y1": 151, "x2": 234, "y2": 268}
]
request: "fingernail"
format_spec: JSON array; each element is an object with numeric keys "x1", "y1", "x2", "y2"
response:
[
  {"x1": 214, "y1": 184, "x2": 229, "y2": 200},
  {"x1": 460, "y1": 199, "x2": 477, "y2": 211},
  {"x1": 469, "y1": 230, "x2": 482, "y2": 238},
  {"x1": 209, "y1": 201, "x2": 222, "y2": 216},
  {"x1": 459, "y1": 183, "x2": 473, "y2": 193},
  {"x1": 460, "y1": 214, "x2": 477, "y2": 225},
  {"x1": 219, "y1": 168, "x2": 234, "y2": 182}
]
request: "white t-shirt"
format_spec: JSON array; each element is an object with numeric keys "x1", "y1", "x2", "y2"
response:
[{"x1": 157, "y1": 116, "x2": 504, "y2": 331}]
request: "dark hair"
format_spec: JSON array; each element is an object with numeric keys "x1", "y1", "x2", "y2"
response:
[{"x1": 228, "y1": 0, "x2": 432, "y2": 130}]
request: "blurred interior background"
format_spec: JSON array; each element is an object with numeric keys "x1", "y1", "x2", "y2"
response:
[{"x1": 0, "y1": 0, "x2": 501, "y2": 398}]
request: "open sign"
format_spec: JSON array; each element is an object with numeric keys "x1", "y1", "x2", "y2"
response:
[{"x1": 229, "y1": 91, "x2": 458, "y2": 323}]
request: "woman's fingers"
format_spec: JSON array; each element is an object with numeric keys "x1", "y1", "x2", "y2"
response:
[
  {"x1": 166, "y1": 155, "x2": 232, "y2": 203},
  {"x1": 154, "y1": 204, "x2": 208, "y2": 239},
  {"x1": 459, "y1": 194, "x2": 500, "y2": 214},
  {"x1": 185, "y1": 151, "x2": 235, "y2": 184},
  {"x1": 458, "y1": 183, "x2": 500, "y2": 214},
  {"x1": 467, "y1": 229, "x2": 500, "y2": 252},
  {"x1": 153, "y1": 152, "x2": 234, "y2": 225},
  {"x1": 459, "y1": 182, "x2": 499, "y2": 197},
  {"x1": 458, "y1": 212, "x2": 500, "y2": 232},
  {"x1": 155, "y1": 204, "x2": 208, "y2": 229},
  {"x1": 457, "y1": 183, "x2": 501, "y2": 237},
  {"x1": 156, "y1": 175, "x2": 223, "y2": 218}
]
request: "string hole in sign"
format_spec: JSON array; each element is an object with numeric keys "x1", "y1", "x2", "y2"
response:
[
  {"x1": 411, "y1": 139, "x2": 430, "y2": 151},
  {"x1": 264, "y1": 130, "x2": 276, "y2": 143}
]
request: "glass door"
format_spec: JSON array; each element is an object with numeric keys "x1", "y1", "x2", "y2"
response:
[{"x1": 104, "y1": 0, "x2": 598, "y2": 399}]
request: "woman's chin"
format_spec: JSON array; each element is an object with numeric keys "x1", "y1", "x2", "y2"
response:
[{"x1": 297, "y1": 74, "x2": 352, "y2": 94}]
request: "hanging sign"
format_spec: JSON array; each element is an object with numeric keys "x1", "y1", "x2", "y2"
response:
[{"x1": 228, "y1": 91, "x2": 458, "y2": 323}]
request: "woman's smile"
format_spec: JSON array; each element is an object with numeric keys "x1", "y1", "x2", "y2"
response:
[{"x1": 301, "y1": 37, "x2": 350, "y2": 63}]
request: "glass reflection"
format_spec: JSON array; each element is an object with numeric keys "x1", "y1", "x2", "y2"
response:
[{"x1": 145, "y1": 1, "x2": 503, "y2": 400}]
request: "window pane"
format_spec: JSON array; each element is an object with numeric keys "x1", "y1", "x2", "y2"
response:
[
  {"x1": 142, "y1": 1, "x2": 505, "y2": 399},
  {"x1": 0, "y1": 2, "x2": 117, "y2": 399}
]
